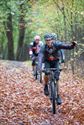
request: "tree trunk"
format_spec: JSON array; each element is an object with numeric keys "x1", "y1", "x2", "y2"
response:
[
  {"x1": 63, "y1": 14, "x2": 67, "y2": 41},
  {"x1": 70, "y1": 0, "x2": 75, "y2": 74},
  {"x1": 5, "y1": 13, "x2": 15, "y2": 60},
  {"x1": 16, "y1": 4, "x2": 25, "y2": 61}
]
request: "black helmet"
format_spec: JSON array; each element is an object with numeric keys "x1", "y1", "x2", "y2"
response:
[
  {"x1": 44, "y1": 33, "x2": 52, "y2": 40},
  {"x1": 51, "y1": 33, "x2": 57, "y2": 40}
]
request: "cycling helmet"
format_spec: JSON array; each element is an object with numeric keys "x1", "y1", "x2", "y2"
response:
[
  {"x1": 44, "y1": 33, "x2": 52, "y2": 40},
  {"x1": 51, "y1": 33, "x2": 57, "y2": 40}
]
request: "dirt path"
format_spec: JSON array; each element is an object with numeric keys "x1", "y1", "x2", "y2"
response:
[{"x1": 0, "y1": 60, "x2": 84, "y2": 125}]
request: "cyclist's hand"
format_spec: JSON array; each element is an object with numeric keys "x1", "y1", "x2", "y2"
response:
[
  {"x1": 72, "y1": 41, "x2": 77, "y2": 47},
  {"x1": 32, "y1": 47, "x2": 36, "y2": 50},
  {"x1": 61, "y1": 60, "x2": 65, "y2": 63}
]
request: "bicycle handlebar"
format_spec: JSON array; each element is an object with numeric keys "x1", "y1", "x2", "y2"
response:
[
  {"x1": 42, "y1": 68, "x2": 58, "y2": 73},
  {"x1": 41, "y1": 68, "x2": 62, "y2": 74}
]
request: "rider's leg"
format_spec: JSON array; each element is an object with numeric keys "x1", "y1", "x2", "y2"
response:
[
  {"x1": 44, "y1": 74, "x2": 49, "y2": 85},
  {"x1": 32, "y1": 55, "x2": 35, "y2": 71},
  {"x1": 43, "y1": 61, "x2": 50, "y2": 96},
  {"x1": 44, "y1": 74, "x2": 49, "y2": 96},
  {"x1": 37, "y1": 55, "x2": 42, "y2": 75},
  {"x1": 37, "y1": 53, "x2": 43, "y2": 70},
  {"x1": 32, "y1": 61, "x2": 34, "y2": 71},
  {"x1": 56, "y1": 80, "x2": 62, "y2": 105},
  {"x1": 32, "y1": 59, "x2": 36, "y2": 75},
  {"x1": 54, "y1": 61, "x2": 62, "y2": 105},
  {"x1": 56, "y1": 80, "x2": 60, "y2": 95}
]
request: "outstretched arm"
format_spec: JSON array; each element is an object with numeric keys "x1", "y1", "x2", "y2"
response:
[{"x1": 55, "y1": 41, "x2": 76, "y2": 50}]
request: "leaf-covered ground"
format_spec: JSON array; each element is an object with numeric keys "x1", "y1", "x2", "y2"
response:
[{"x1": 0, "y1": 60, "x2": 84, "y2": 125}]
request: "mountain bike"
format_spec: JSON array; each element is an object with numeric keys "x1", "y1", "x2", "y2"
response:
[{"x1": 42, "y1": 68, "x2": 58, "y2": 114}]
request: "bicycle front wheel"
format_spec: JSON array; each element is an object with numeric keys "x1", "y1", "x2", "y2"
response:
[
  {"x1": 50, "y1": 81, "x2": 56, "y2": 114},
  {"x1": 35, "y1": 65, "x2": 38, "y2": 80},
  {"x1": 39, "y1": 71, "x2": 42, "y2": 83}
]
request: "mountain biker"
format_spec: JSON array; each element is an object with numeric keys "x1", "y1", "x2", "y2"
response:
[
  {"x1": 29, "y1": 35, "x2": 43, "y2": 72},
  {"x1": 39, "y1": 33, "x2": 76, "y2": 105}
]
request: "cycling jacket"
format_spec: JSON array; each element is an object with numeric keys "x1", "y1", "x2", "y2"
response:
[{"x1": 40, "y1": 41, "x2": 75, "y2": 62}]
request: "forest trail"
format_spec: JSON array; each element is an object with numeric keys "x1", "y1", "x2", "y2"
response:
[{"x1": 0, "y1": 60, "x2": 84, "y2": 125}]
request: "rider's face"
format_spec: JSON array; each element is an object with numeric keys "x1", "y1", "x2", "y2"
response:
[
  {"x1": 46, "y1": 39, "x2": 53, "y2": 47},
  {"x1": 35, "y1": 39, "x2": 40, "y2": 44}
]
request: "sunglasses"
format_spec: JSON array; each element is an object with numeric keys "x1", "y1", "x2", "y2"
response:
[{"x1": 46, "y1": 39, "x2": 52, "y2": 41}]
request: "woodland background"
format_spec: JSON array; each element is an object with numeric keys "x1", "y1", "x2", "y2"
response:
[{"x1": 0, "y1": 0, "x2": 84, "y2": 75}]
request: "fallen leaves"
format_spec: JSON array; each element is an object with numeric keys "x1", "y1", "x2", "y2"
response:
[{"x1": 0, "y1": 60, "x2": 84, "y2": 125}]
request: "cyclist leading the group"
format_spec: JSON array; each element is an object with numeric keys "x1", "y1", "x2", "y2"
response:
[{"x1": 39, "y1": 33, "x2": 76, "y2": 105}]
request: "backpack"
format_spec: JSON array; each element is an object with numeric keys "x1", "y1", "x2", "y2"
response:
[{"x1": 59, "y1": 49, "x2": 65, "y2": 63}]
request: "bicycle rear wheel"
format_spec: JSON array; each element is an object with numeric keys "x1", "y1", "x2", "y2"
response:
[{"x1": 50, "y1": 81, "x2": 56, "y2": 114}]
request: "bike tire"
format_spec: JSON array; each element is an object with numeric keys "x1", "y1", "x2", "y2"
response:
[
  {"x1": 36, "y1": 71, "x2": 42, "y2": 83},
  {"x1": 39, "y1": 71, "x2": 42, "y2": 83},
  {"x1": 35, "y1": 66, "x2": 38, "y2": 80},
  {"x1": 50, "y1": 81, "x2": 56, "y2": 114}
]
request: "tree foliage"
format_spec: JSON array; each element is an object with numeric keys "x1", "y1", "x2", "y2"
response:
[{"x1": 0, "y1": 0, "x2": 84, "y2": 60}]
